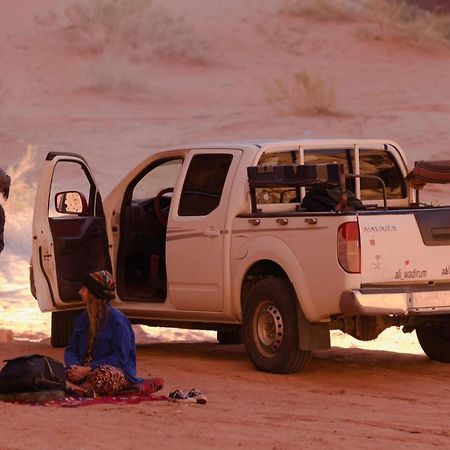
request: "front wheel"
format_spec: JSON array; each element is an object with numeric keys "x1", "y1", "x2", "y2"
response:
[
  {"x1": 416, "y1": 318, "x2": 450, "y2": 363},
  {"x1": 243, "y1": 277, "x2": 311, "y2": 374}
]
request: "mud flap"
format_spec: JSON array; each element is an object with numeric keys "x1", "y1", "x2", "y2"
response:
[{"x1": 297, "y1": 304, "x2": 330, "y2": 351}]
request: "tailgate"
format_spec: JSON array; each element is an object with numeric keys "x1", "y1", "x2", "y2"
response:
[{"x1": 358, "y1": 209, "x2": 450, "y2": 286}]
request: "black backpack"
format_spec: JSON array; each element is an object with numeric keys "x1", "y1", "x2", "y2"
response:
[
  {"x1": 0, "y1": 354, "x2": 67, "y2": 394},
  {"x1": 301, "y1": 185, "x2": 364, "y2": 212}
]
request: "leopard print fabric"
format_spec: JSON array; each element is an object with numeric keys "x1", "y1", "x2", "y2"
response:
[{"x1": 85, "y1": 365, "x2": 130, "y2": 396}]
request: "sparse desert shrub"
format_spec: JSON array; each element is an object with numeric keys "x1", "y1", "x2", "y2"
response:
[
  {"x1": 267, "y1": 70, "x2": 338, "y2": 116},
  {"x1": 84, "y1": 50, "x2": 150, "y2": 92},
  {"x1": 282, "y1": 0, "x2": 450, "y2": 46},
  {"x1": 364, "y1": 0, "x2": 450, "y2": 46},
  {"x1": 38, "y1": 0, "x2": 206, "y2": 63},
  {"x1": 281, "y1": 0, "x2": 363, "y2": 21}
]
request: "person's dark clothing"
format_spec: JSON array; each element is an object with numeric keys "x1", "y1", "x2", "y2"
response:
[
  {"x1": 301, "y1": 185, "x2": 364, "y2": 211},
  {"x1": 0, "y1": 204, "x2": 5, "y2": 254},
  {"x1": 64, "y1": 305, "x2": 142, "y2": 384}
]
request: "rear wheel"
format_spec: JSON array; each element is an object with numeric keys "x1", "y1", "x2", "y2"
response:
[
  {"x1": 51, "y1": 310, "x2": 82, "y2": 348},
  {"x1": 416, "y1": 319, "x2": 450, "y2": 363},
  {"x1": 243, "y1": 277, "x2": 312, "y2": 374}
]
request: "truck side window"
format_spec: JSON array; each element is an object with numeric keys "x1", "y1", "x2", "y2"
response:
[
  {"x1": 304, "y1": 149, "x2": 405, "y2": 200},
  {"x1": 257, "y1": 148, "x2": 406, "y2": 203},
  {"x1": 358, "y1": 150, "x2": 405, "y2": 200},
  {"x1": 178, "y1": 154, "x2": 233, "y2": 216},
  {"x1": 131, "y1": 158, "x2": 183, "y2": 201},
  {"x1": 257, "y1": 150, "x2": 350, "y2": 204}
]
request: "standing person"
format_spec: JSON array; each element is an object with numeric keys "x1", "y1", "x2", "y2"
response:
[
  {"x1": 0, "y1": 168, "x2": 10, "y2": 254},
  {"x1": 65, "y1": 270, "x2": 142, "y2": 397}
]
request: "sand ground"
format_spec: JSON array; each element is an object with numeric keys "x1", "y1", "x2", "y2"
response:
[{"x1": 1, "y1": 339, "x2": 450, "y2": 450}]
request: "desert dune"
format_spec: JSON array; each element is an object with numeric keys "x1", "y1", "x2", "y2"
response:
[{"x1": 1, "y1": 0, "x2": 450, "y2": 448}]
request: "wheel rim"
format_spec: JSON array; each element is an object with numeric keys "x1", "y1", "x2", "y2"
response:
[{"x1": 254, "y1": 300, "x2": 284, "y2": 357}]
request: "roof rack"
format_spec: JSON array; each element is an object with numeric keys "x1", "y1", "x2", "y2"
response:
[{"x1": 247, "y1": 163, "x2": 345, "y2": 213}]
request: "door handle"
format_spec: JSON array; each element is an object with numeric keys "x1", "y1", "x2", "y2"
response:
[{"x1": 203, "y1": 229, "x2": 220, "y2": 237}]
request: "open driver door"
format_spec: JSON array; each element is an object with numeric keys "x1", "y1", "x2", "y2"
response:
[{"x1": 32, "y1": 152, "x2": 111, "y2": 346}]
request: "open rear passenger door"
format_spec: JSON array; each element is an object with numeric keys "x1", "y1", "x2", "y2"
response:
[{"x1": 32, "y1": 152, "x2": 111, "y2": 312}]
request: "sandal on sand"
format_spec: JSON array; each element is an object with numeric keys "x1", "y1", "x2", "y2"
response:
[{"x1": 168, "y1": 389, "x2": 207, "y2": 404}]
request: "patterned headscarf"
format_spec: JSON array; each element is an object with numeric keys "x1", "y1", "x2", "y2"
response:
[{"x1": 82, "y1": 270, "x2": 116, "y2": 301}]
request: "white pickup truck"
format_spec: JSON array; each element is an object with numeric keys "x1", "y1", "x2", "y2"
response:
[{"x1": 31, "y1": 139, "x2": 450, "y2": 373}]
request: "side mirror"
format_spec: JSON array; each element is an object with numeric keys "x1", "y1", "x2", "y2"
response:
[{"x1": 55, "y1": 191, "x2": 88, "y2": 215}]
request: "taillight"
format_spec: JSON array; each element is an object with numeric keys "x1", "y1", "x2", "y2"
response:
[{"x1": 337, "y1": 222, "x2": 360, "y2": 273}]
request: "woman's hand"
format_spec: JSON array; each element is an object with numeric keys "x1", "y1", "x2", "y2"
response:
[{"x1": 67, "y1": 364, "x2": 91, "y2": 381}]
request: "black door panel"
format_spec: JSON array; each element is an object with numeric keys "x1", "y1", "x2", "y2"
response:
[{"x1": 49, "y1": 217, "x2": 110, "y2": 301}]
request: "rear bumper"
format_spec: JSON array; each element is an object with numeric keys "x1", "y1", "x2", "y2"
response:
[{"x1": 340, "y1": 289, "x2": 450, "y2": 316}]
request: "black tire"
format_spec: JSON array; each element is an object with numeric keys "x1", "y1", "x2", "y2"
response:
[
  {"x1": 217, "y1": 328, "x2": 243, "y2": 345},
  {"x1": 51, "y1": 310, "x2": 82, "y2": 348},
  {"x1": 243, "y1": 277, "x2": 312, "y2": 374},
  {"x1": 416, "y1": 320, "x2": 450, "y2": 363}
]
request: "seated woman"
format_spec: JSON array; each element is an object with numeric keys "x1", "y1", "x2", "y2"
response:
[{"x1": 65, "y1": 270, "x2": 142, "y2": 397}]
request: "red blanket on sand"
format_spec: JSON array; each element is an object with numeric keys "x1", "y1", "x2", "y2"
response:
[{"x1": 42, "y1": 377, "x2": 166, "y2": 407}]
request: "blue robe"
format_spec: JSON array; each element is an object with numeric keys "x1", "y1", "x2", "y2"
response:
[{"x1": 64, "y1": 306, "x2": 142, "y2": 384}]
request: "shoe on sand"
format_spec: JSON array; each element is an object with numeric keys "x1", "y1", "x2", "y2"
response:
[
  {"x1": 168, "y1": 389, "x2": 196, "y2": 403},
  {"x1": 187, "y1": 388, "x2": 207, "y2": 404}
]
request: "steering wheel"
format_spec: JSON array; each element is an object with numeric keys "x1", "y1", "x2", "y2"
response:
[{"x1": 154, "y1": 187, "x2": 174, "y2": 225}]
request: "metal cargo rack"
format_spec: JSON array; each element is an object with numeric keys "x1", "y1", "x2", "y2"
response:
[{"x1": 247, "y1": 163, "x2": 345, "y2": 213}]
